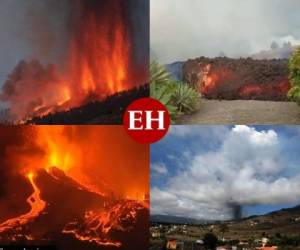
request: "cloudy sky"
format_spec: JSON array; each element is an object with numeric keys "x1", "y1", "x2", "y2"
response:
[
  {"x1": 151, "y1": 125, "x2": 300, "y2": 220},
  {"x1": 151, "y1": 0, "x2": 300, "y2": 63}
]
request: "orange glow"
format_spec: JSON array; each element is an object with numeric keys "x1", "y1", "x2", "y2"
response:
[
  {"x1": 5, "y1": 126, "x2": 148, "y2": 199},
  {"x1": 63, "y1": 200, "x2": 144, "y2": 247},
  {"x1": 0, "y1": 126, "x2": 149, "y2": 247},
  {"x1": 198, "y1": 63, "x2": 290, "y2": 100},
  {"x1": 27, "y1": 172, "x2": 34, "y2": 180},
  {"x1": 2, "y1": 1, "x2": 136, "y2": 122},
  {"x1": 0, "y1": 173, "x2": 46, "y2": 233},
  {"x1": 238, "y1": 81, "x2": 290, "y2": 98},
  {"x1": 57, "y1": 0, "x2": 131, "y2": 111},
  {"x1": 200, "y1": 64, "x2": 233, "y2": 95}
]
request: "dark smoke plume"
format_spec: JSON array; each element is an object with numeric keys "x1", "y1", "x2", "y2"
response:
[{"x1": 225, "y1": 201, "x2": 242, "y2": 220}]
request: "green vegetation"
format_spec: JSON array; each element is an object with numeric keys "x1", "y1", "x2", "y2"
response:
[
  {"x1": 203, "y1": 232, "x2": 218, "y2": 249},
  {"x1": 288, "y1": 47, "x2": 300, "y2": 104},
  {"x1": 150, "y1": 61, "x2": 200, "y2": 121},
  {"x1": 267, "y1": 234, "x2": 300, "y2": 249}
]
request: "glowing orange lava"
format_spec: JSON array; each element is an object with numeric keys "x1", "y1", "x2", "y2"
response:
[
  {"x1": 0, "y1": 173, "x2": 46, "y2": 233},
  {"x1": 63, "y1": 201, "x2": 144, "y2": 247},
  {"x1": 1, "y1": 1, "x2": 135, "y2": 122},
  {"x1": 238, "y1": 81, "x2": 290, "y2": 98},
  {"x1": 0, "y1": 126, "x2": 149, "y2": 248},
  {"x1": 200, "y1": 64, "x2": 233, "y2": 95}
]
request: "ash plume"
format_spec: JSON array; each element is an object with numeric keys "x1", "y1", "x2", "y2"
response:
[{"x1": 227, "y1": 202, "x2": 242, "y2": 220}]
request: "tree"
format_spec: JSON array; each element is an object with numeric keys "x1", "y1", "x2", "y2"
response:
[
  {"x1": 203, "y1": 232, "x2": 218, "y2": 250},
  {"x1": 287, "y1": 47, "x2": 300, "y2": 105}
]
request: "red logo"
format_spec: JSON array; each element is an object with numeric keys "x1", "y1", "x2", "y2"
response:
[{"x1": 123, "y1": 98, "x2": 170, "y2": 144}]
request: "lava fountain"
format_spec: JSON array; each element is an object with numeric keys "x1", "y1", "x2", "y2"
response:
[
  {"x1": 0, "y1": 0, "x2": 148, "y2": 122},
  {"x1": 0, "y1": 126, "x2": 149, "y2": 249}
]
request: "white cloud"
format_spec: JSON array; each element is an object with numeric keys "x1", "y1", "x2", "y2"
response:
[
  {"x1": 232, "y1": 125, "x2": 278, "y2": 146},
  {"x1": 152, "y1": 163, "x2": 168, "y2": 175},
  {"x1": 151, "y1": 126, "x2": 300, "y2": 220}
]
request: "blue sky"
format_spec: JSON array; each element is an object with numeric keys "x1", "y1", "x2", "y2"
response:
[{"x1": 151, "y1": 125, "x2": 300, "y2": 220}]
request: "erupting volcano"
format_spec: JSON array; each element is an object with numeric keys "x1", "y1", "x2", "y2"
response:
[
  {"x1": 0, "y1": 0, "x2": 149, "y2": 124},
  {"x1": 0, "y1": 126, "x2": 149, "y2": 250}
]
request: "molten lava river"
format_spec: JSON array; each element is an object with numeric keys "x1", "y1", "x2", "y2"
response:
[
  {"x1": 0, "y1": 126, "x2": 149, "y2": 250},
  {"x1": 0, "y1": 173, "x2": 46, "y2": 234}
]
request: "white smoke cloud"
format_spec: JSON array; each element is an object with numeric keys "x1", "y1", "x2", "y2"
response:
[
  {"x1": 151, "y1": 126, "x2": 300, "y2": 220},
  {"x1": 151, "y1": 0, "x2": 300, "y2": 63}
]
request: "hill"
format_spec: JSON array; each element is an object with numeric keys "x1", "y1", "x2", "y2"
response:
[{"x1": 151, "y1": 215, "x2": 211, "y2": 225}]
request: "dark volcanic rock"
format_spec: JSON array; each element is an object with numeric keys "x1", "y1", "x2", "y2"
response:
[
  {"x1": 0, "y1": 169, "x2": 148, "y2": 250},
  {"x1": 182, "y1": 57, "x2": 290, "y2": 101}
]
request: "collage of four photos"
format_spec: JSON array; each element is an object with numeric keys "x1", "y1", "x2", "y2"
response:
[{"x1": 0, "y1": 0, "x2": 300, "y2": 250}]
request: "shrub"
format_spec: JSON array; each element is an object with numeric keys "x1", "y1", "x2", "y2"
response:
[
  {"x1": 150, "y1": 61, "x2": 200, "y2": 121},
  {"x1": 150, "y1": 62, "x2": 178, "y2": 120},
  {"x1": 288, "y1": 47, "x2": 300, "y2": 104},
  {"x1": 203, "y1": 232, "x2": 218, "y2": 250},
  {"x1": 172, "y1": 83, "x2": 200, "y2": 114}
]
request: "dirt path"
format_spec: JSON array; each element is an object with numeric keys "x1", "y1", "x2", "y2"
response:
[{"x1": 177, "y1": 99, "x2": 300, "y2": 124}]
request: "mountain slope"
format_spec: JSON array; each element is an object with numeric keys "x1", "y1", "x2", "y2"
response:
[{"x1": 0, "y1": 168, "x2": 148, "y2": 250}]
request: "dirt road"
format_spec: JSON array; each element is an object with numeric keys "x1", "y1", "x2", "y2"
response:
[{"x1": 177, "y1": 99, "x2": 300, "y2": 125}]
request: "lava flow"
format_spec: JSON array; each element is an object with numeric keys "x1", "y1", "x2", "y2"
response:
[
  {"x1": 183, "y1": 57, "x2": 291, "y2": 100},
  {"x1": 200, "y1": 64, "x2": 234, "y2": 95},
  {"x1": 63, "y1": 200, "x2": 146, "y2": 247},
  {"x1": 0, "y1": 126, "x2": 149, "y2": 249},
  {"x1": 0, "y1": 172, "x2": 46, "y2": 234}
]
